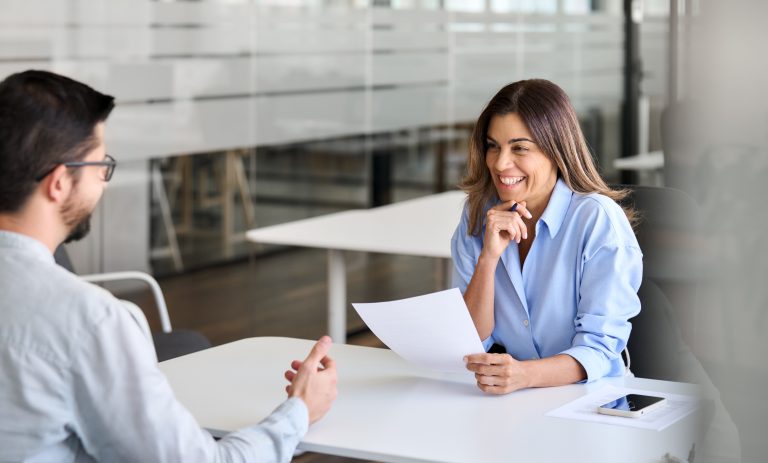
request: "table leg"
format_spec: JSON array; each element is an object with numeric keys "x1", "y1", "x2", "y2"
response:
[
  {"x1": 435, "y1": 257, "x2": 453, "y2": 290},
  {"x1": 327, "y1": 249, "x2": 347, "y2": 343}
]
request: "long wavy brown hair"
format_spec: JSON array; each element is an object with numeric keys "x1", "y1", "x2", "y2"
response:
[{"x1": 459, "y1": 79, "x2": 636, "y2": 236}]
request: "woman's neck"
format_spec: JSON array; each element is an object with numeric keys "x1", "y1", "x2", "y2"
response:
[{"x1": 527, "y1": 177, "x2": 559, "y2": 222}]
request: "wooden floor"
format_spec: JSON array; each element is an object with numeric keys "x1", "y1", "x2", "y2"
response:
[{"x1": 119, "y1": 247, "x2": 447, "y2": 463}]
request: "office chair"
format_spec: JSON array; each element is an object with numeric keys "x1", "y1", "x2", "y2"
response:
[
  {"x1": 53, "y1": 245, "x2": 211, "y2": 361},
  {"x1": 625, "y1": 278, "x2": 686, "y2": 381},
  {"x1": 615, "y1": 185, "x2": 708, "y2": 324},
  {"x1": 614, "y1": 185, "x2": 714, "y2": 381},
  {"x1": 616, "y1": 184, "x2": 701, "y2": 280}
]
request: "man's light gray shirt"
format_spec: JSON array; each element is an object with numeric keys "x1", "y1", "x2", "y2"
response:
[{"x1": 0, "y1": 231, "x2": 308, "y2": 462}]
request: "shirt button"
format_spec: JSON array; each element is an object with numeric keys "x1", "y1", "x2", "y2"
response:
[{"x1": 523, "y1": 319, "x2": 529, "y2": 327}]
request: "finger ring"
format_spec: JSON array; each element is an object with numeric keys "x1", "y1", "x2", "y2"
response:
[{"x1": 509, "y1": 203, "x2": 518, "y2": 213}]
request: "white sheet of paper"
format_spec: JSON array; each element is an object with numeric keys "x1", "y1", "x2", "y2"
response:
[
  {"x1": 352, "y1": 288, "x2": 484, "y2": 372},
  {"x1": 546, "y1": 385, "x2": 702, "y2": 431}
]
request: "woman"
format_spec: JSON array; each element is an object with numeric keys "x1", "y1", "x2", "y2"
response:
[{"x1": 452, "y1": 79, "x2": 642, "y2": 394}]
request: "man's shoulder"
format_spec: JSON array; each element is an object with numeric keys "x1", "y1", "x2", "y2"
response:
[
  {"x1": 53, "y1": 272, "x2": 135, "y2": 346},
  {"x1": 2, "y1": 256, "x2": 127, "y2": 343}
]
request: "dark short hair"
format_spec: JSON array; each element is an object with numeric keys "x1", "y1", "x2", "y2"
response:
[{"x1": 0, "y1": 70, "x2": 115, "y2": 212}]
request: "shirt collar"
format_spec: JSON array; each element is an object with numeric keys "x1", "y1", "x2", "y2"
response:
[
  {"x1": 539, "y1": 177, "x2": 573, "y2": 239},
  {"x1": 0, "y1": 230, "x2": 55, "y2": 264}
]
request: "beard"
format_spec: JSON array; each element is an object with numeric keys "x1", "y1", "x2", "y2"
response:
[
  {"x1": 64, "y1": 214, "x2": 91, "y2": 243},
  {"x1": 61, "y1": 196, "x2": 94, "y2": 243}
]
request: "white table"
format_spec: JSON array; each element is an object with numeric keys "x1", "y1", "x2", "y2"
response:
[
  {"x1": 245, "y1": 191, "x2": 467, "y2": 342},
  {"x1": 159, "y1": 337, "x2": 704, "y2": 463}
]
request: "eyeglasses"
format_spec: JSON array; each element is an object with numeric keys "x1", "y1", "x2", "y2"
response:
[{"x1": 35, "y1": 154, "x2": 117, "y2": 182}]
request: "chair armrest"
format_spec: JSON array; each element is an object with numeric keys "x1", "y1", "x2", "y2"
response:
[
  {"x1": 121, "y1": 300, "x2": 154, "y2": 344},
  {"x1": 80, "y1": 271, "x2": 172, "y2": 333}
]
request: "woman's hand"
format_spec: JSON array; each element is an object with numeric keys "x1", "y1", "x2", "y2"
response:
[
  {"x1": 464, "y1": 352, "x2": 530, "y2": 394},
  {"x1": 482, "y1": 200, "x2": 532, "y2": 259}
]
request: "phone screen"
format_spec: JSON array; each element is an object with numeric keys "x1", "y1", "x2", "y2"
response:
[{"x1": 600, "y1": 394, "x2": 665, "y2": 412}]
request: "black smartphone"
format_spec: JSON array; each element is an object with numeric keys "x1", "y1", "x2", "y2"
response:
[{"x1": 597, "y1": 394, "x2": 667, "y2": 418}]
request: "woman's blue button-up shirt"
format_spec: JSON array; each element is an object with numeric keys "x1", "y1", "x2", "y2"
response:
[{"x1": 451, "y1": 178, "x2": 643, "y2": 382}]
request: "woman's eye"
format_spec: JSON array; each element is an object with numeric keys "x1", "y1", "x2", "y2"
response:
[{"x1": 513, "y1": 145, "x2": 528, "y2": 152}]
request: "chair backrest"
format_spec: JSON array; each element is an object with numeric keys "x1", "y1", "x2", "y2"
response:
[
  {"x1": 53, "y1": 244, "x2": 211, "y2": 361},
  {"x1": 627, "y1": 278, "x2": 686, "y2": 381},
  {"x1": 614, "y1": 185, "x2": 702, "y2": 380},
  {"x1": 616, "y1": 184, "x2": 699, "y2": 243},
  {"x1": 53, "y1": 245, "x2": 172, "y2": 331},
  {"x1": 53, "y1": 244, "x2": 75, "y2": 273},
  {"x1": 615, "y1": 185, "x2": 701, "y2": 284}
]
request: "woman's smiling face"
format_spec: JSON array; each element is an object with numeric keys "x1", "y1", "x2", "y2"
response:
[{"x1": 485, "y1": 112, "x2": 558, "y2": 213}]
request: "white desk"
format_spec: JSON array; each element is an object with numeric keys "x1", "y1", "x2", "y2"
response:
[
  {"x1": 160, "y1": 337, "x2": 704, "y2": 463},
  {"x1": 245, "y1": 191, "x2": 467, "y2": 342}
]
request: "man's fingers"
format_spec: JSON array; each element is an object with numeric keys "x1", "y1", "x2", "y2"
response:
[
  {"x1": 302, "y1": 336, "x2": 333, "y2": 368},
  {"x1": 319, "y1": 355, "x2": 336, "y2": 371},
  {"x1": 290, "y1": 360, "x2": 302, "y2": 371},
  {"x1": 285, "y1": 370, "x2": 296, "y2": 382}
]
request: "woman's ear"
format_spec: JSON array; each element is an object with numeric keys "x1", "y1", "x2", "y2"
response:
[{"x1": 43, "y1": 164, "x2": 73, "y2": 204}]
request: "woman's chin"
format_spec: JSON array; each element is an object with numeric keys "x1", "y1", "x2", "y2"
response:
[
  {"x1": 494, "y1": 181, "x2": 527, "y2": 202},
  {"x1": 495, "y1": 189, "x2": 523, "y2": 203}
]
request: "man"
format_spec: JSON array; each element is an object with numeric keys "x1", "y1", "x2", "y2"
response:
[{"x1": 0, "y1": 70, "x2": 337, "y2": 462}]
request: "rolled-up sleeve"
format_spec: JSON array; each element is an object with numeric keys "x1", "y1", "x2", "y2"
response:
[{"x1": 562, "y1": 243, "x2": 642, "y2": 382}]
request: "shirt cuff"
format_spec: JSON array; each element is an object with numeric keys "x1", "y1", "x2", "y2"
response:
[
  {"x1": 560, "y1": 345, "x2": 607, "y2": 383},
  {"x1": 275, "y1": 397, "x2": 309, "y2": 438}
]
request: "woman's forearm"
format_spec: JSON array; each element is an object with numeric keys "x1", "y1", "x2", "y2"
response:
[
  {"x1": 462, "y1": 253, "x2": 499, "y2": 339},
  {"x1": 521, "y1": 354, "x2": 587, "y2": 388}
]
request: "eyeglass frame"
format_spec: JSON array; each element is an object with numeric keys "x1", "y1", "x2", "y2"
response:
[{"x1": 34, "y1": 154, "x2": 117, "y2": 182}]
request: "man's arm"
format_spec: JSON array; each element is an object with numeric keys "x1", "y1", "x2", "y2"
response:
[{"x1": 70, "y1": 302, "x2": 334, "y2": 463}]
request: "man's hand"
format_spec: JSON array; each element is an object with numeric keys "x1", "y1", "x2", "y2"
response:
[{"x1": 284, "y1": 336, "x2": 338, "y2": 423}]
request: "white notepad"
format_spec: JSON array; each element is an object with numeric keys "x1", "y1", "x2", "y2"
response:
[{"x1": 546, "y1": 385, "x2": 703, "y2": 431}]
